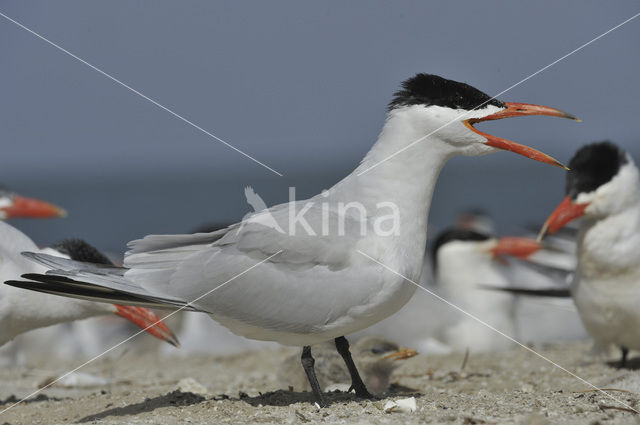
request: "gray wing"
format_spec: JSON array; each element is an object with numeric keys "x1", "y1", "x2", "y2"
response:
[
  {"x1": 123, "y1": 201, "x2": 391, "y2": 334},
  {"x1": 14, "y1": 201, "x2": 393, "y2": 336}
]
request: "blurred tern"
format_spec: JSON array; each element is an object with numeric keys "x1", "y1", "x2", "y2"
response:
[
  {"x1": 540, "y1": 141, "x2": 640, "y2": 366},
  {"x1": 0, "y1": 222, "x2": 179, "y2": 347},
  {"x1": 7, "y1": 73, "x2": 577, "y2": 406},
  {"x1": 431, "y1": 228, "x2": 541, "y2": 352},
  {"x1": 495, "y1": 142, "x2": 640, "y2": 366}
]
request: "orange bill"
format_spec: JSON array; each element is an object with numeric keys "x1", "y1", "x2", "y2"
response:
[
  {"x1": 0, "y1": 195, "x2": 67, "y2": 219},
  {"x1": 490, "y1": 236, "x2": 542, "y2": 260},
  {"x1": 538, "y1": 196, "x2": 589, "y2": 240},
  {"x1": 464, "y1": 102, "x2": 580, "y2": 169},
  {"x1": 115, "y1": 305, "x2": 180, "y2": 347},
  {"x1": 381, "y1": 347, "x2": 418, "y2": 361}
]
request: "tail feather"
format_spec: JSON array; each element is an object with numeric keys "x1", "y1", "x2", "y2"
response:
[
  {"x1": 12, "y1": 251, "x2": 211, "y2": 312},
  {"x1": 5, "y1": 271, "x2": 196, "y2": 311},
  {"x1": 22, "y1": 252, "x2": 164, "y2": 297},
  {"x1": 5, "y1": 276, "x2": 167, "y2": 309},
  {"x1": 481, "y1": 284, "x2": 571, "y2": 297},
  {"x1": 510, "y1": 257, "x2": 574, "y2": 279},
  {"x1": 22, "y1": 251, "x2": 124, "y2": 274},
  {"x1": 6, "y1": 274, "x2": 198, "y2": 311},
  {"x1": 126, "y1": 229, "x2": 231, "y2": 255}
]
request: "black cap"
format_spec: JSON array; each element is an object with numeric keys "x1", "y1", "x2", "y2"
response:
[
  {"x1": 566, "y1": 141, "x2": 628, "y2": 199},
  {"x1": 389, "y1": 74, "x2": 505, "y2": 111}
]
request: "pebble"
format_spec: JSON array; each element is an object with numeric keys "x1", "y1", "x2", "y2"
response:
[{"x1": 383, "y1": 397, "x2": 417, "y2": 413}]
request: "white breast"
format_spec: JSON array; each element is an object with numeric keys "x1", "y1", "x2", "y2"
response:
[{"x1": 572, "y1": 205, "x2": 640, "y2": 350}]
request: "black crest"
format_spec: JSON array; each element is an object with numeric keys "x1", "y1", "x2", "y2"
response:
[
  {"x1": 430, "y1": 228, "x2": 491, "y2": 272},
  {"x1": 389, "y1": 74, "x2": 505, "y2": 111},
  {"x1": 52, "y1": 238, "x2": 113, "y2": 265},
  {"x1": 566, "y1": 141, "x2": 628, "y2": 199}
]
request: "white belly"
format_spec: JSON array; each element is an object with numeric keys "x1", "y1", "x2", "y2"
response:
[
  {"x1": 573, "y1": 277, "x2": 640, "y2": 350},
  {"x1": 210, "y1": 278, "x2": 417, "y2": 346}
]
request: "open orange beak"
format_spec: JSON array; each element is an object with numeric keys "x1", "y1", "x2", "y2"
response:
[
  {"x1": 464, "y1": 102, "x2": 580, "y2": 169},
  {"x1": 381, "y1": 347, "x2": 418, "y2": 361},
  {"x1": 538, "y1": 196, "x2": 589, "y2": 241},
  {"x1": 489, "y1": 237, "x2": 542, "y2": 260},
  {"x1": 115, "y1": 305, "x2": 180, "y2": 347},
  {"x1": 0, "y1": 195, "x2": 67, "y2": 219}
]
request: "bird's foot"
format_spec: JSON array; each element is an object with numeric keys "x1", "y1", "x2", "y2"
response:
[
  {"x1": 348, "y1": 384, "x2": 377, "y2": 400},
  {"x1": 313, "y1": 395, "x2": 328, "y2": 408}
]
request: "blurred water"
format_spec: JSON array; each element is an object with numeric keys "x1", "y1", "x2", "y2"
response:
[{"x1": 7, "y1": 153, "x2": 569, "y2": 254}]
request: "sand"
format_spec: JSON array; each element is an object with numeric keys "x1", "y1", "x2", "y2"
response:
[{"x1": 0, "y1": 341, "x2": 639, "y2": 424}]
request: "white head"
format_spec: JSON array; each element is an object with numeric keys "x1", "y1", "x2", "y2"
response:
[
  {"x1": 383, "y1": 74, "x2": 579, "y2": 165},
  {"x1": 541, "y1": 142, "x2": 640, "y2": 235}
]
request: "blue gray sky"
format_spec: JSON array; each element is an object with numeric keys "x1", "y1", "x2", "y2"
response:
[{"x1": 1, "y1": 2, "x2": 639, "y2": 250}]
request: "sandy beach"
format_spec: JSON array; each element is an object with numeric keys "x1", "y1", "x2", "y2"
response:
[{"x1": 0, "y1": 341, "x2": 638, "y2": 424}]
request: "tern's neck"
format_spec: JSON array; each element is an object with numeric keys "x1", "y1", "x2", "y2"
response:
[
  {"x1": 578, "y1": 200, "x2": 640, "y2": 281},
  {"x1": 327, "y1": 112, "x2": 457, "y2": 252}
]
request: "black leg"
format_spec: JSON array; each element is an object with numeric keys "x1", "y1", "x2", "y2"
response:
[
  {"x1": 334, "y1": 336, "x2": 374, "y2": 398},
  {"x1": 620, "y1": 346, "x2": 629, "y2": 368},
  {"x1": 301, "y1": 346, "x2": 326, "y2": 407}
]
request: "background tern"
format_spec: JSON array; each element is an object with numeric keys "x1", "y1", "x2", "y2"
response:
[
  {"x1": 431, "y1": 228, "x2": 541, "y2": 352},
  {"x1": 6, "y1": 73, "x2": 578, "y2": 406},
  {"x1": 541, "y1": 141, "x2": 640, "y2": 366},
  {"x1": 492, "y1": 142, "x2": 640, "y2": 366},
  {"x1": 0, "y1": 222, "x2": 179, "y2": 349}
]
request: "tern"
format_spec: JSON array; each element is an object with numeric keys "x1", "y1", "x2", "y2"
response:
[
  {"x1": 488, "y1": 142, "x2": 640, "y2": 366},
  {"x1": 431, "y1": 228, "x2": 541, "y2": 351},
  {"x1": 7, "y1": 74, "x2": 577, "y2": 405},
  {"x1": 523, "y1": 142, "x2": 640, "y2": 367},
  {"x1": 0, "y1": 185, "x2": 66, "y2": 219},
  {"x1": 0, "y1": 222, "x2": 179, "y2": 348}
]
